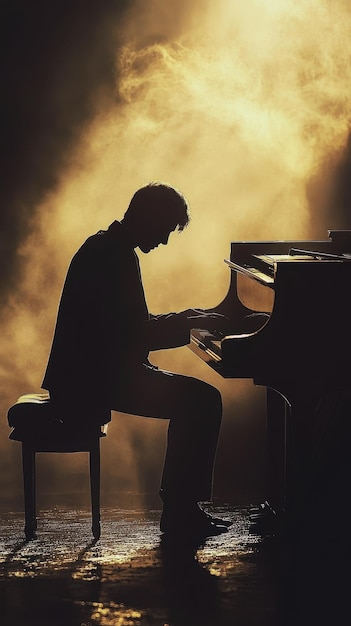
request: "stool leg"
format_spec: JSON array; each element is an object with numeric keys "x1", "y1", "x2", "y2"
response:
[
  {"x1": 22, "y1": 444, "x2": 37, "y2": 540},
  {"x1": 90, "y1": 439, "x2": 101, "y2": 539}
]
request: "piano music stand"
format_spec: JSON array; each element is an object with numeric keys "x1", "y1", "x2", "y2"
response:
[{"x1": 7, "y1": 393, "x2": 109, "y2": 541}]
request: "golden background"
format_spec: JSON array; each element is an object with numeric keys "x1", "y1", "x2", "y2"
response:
[{"x1": 1, "y1": 0, "x2": 351, "y2": 508}]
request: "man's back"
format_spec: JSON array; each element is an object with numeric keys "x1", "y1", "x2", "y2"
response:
[{"x1": 42, "y1": 221, "x2": 149, "y2": 418}]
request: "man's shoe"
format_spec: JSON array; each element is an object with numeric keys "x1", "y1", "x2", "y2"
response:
[
  {"x1": 202, "y1": 509, "x2": 232, "y2": 528},
  {"x1": 160, "y1": 505, "x2": 229, "y2": 538}
]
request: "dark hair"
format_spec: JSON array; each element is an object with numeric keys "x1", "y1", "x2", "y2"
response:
[{"x1": 126, "y1": 182, "x2": 190, "y2": 231}]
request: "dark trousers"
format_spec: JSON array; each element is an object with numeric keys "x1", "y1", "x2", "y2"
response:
[{"x1": 111, "y1": 363, "x2": 222, "y2": 502}]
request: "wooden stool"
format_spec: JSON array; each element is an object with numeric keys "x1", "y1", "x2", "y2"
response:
[{"x1": 7, "y1": 393, "x2": 110, "y2": 541}]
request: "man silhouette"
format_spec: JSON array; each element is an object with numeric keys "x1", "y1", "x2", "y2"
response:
[{"x1": 42, "y1": 182, "x2": 231, "y2": 538}]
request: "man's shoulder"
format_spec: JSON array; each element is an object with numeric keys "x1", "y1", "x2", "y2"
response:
[
  {"x1": 72, "y1": 221, "x2": 133, "y2": 270},
  {"x1": 86, "y1": 221, "x2": 124, "y2": 245},
  {"x1": 78, "y1": 222, "x2": 121, "y2": 251}
]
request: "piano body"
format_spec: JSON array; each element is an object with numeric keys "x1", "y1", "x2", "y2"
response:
[{"x1": 189, "y1": 229, "x2": 351, "y2": 518}]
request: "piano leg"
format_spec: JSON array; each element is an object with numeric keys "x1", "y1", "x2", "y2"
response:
[
  {"x1": 255, "y1": 384, "x2": 319, "y2": 534},
  {"x1": 285, "y1": 385, "x2": 321, "y2": 519},
  {"x1": 266, "y1": 383, "x2": 324, "y2": 532},
  {"x1": 266, "y1": 388, "x2": 288, "y2": 514},
  {"x1": 250, "y1": 388, "x2": 288, "y2": 534}
]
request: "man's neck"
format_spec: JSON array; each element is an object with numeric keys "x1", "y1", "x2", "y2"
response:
[{"x1": 119, "y1": 217, "x2": 140, "y2": 249}]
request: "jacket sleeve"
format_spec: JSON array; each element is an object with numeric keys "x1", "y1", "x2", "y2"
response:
[{"x1": 143, "y1": 311, "x2": 194, "y2": 350}]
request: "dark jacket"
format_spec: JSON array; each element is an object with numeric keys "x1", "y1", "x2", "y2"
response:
[
  {"x1": 42, "y1": 220, "x2": 189, "y2": 422},
  {"x1": 42, "y1": 221, "x2": 149, "y2": 417}
]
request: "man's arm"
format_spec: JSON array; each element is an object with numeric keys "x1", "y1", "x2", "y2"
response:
[{"x1": 144, "y1": 309, "x2": 230, "y2": 351}]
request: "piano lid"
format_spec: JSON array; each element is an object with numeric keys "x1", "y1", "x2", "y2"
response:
[{"x1": 225, "y1": 245, "x2": 351, "y2": 288}]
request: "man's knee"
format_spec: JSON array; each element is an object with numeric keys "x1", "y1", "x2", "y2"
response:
[
  {"x1": 204, "y1": 384, "x2": 222, "y2": 415},
  {"x1": 185, "y1": 379, "x2": 222, "y2": 418}
]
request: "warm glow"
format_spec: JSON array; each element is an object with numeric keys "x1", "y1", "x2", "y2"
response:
[{"x1": 2, "y1": 0, "x2": 351, "y2": 501}]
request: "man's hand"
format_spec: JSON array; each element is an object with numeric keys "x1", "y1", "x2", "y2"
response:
[
  {"x1": 145, "y1": 309, "x2": 232, "y2": 350},
  {"x1": 181, "y1": 309, "x2": 231, "y2": 333}
]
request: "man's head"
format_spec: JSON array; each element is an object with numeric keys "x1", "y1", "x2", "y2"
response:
[{"x1": 122, "y1": 182, "x2": 190, "y2": 253}]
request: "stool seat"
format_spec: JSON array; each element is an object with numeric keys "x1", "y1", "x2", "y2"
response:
[{"x1": 7, "y1": 393, "x2": 110, "y2": 541}]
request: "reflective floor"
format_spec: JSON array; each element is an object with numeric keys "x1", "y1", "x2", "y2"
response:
[{"x1": 0, "y1": 502, "x2": 349, "y2": 626}]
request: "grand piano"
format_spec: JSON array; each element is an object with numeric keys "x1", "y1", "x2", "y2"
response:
[{"x1": 189, "y1": 229, "x2": 351, "y2": 522}]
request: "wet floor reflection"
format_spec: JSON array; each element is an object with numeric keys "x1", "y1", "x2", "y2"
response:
[{"x1": 0, "y1": 504, "x2": 348, "y2": 625}]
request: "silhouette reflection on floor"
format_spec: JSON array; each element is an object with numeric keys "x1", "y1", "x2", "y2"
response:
[{"x1": 0, "y1": 503, "x2": 349, "y2": 626}]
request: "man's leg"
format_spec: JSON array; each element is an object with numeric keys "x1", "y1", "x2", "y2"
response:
[
  {"x1": 111, "y1": 364, "x2": 229, "y2": 537},
  {"x1": 159, "y1": 377, "x2": 232, "y2": 537},
  {"x1": 159, "y1": 376, "x2": 222, "y2": 503}
]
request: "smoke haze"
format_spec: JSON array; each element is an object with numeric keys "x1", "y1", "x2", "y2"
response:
[{"x1": 1, "y1": 0, "x2": 351, "y2": 507}]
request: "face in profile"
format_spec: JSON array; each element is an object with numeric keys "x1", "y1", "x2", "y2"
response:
[{"x1": 138, "y1": 220, "x2": 178, "y2": 253}]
